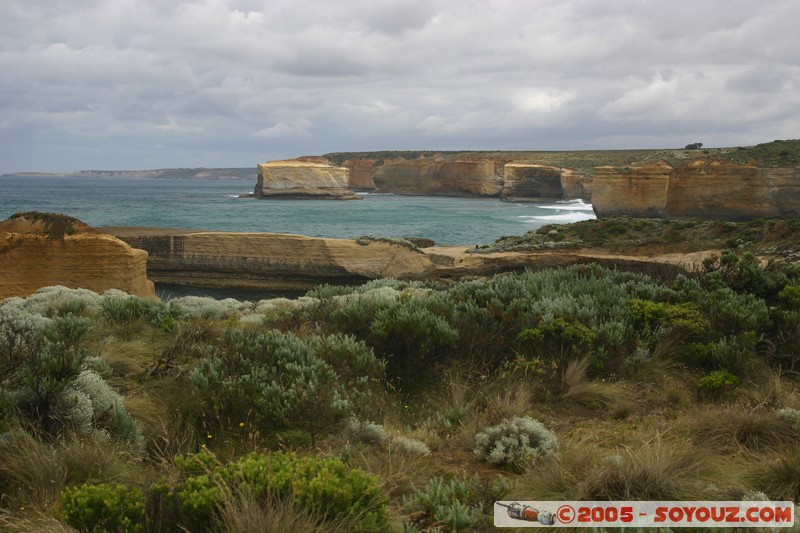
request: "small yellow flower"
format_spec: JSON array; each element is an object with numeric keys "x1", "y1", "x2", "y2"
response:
[
  {"x1": 207, "y1": 434, "x2": 213, "y2": 439},
  {"x1": 239, "y1": 422, "x2": 245, "y2": 427}
]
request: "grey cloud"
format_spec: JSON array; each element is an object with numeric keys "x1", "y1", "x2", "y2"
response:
[
  {"x1": 0, "y1": 0, "x2": 798, "y2": 173},
  {"x1": 726, "y1": 66, "x2": 797, "y2": 94}
]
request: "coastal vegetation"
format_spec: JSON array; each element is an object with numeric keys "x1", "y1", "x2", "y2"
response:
[
  {"x1": 475, "y1": 217, "x2": 800, "y2": 261},
  {"x1": 2, "y1": 218, "x2": 800, "y2": 531},
  {"x1": 326, "y1": 139, "x2": 800, "y2": 177}
]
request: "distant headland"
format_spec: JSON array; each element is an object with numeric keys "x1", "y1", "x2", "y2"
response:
[{"x1": 6, "y1": 140, "x2": 799, "y2": 219}]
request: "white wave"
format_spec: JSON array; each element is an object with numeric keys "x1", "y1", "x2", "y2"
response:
[
  {"x1": 538, "y1": 200, "x2": 594, "y2": 211},
  {"x1": 518, "y1": 212, "x2": 596, "y2": 223},
  {"x1": 355, "y1": 192, "x2": 394, "y2": 196}
]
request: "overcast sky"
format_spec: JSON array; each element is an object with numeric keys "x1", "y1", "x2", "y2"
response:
[{"x1": 1, "y1": 0, "x2": 798, "y2": 173}]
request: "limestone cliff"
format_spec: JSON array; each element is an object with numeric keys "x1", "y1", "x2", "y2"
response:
[
  {"x1": 370, "y1": 159, "x2": 503, "y2": 196},
  {"x1": 592, "y1": 161, "x2": 672, "y2": 217},
  {"x1": 592, "y1": 159, "x2": 800, "y2": 219},
  {"x1": 500, "y1": 164, "x2": 591, "y2": 201},
  {"x1": 344, "y1": 158, "x2": 379, "y2": 190},
  {"x1": 0, "y1": 213, "x2": 156, "y2": 299},
  {"x1": 110, "y1": 230, "x2": 435, "y2": 291},
  {"x1": 255, "y1": 161, "x2": 357, "y2": 199},
  {"x1": 336, "y1": 156, "x2": 593, "y2": 200}
]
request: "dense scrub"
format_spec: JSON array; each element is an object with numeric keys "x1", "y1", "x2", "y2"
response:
[
  {"x1": 477, "y1": 217, "x2": 800, "y2": 258},
  {"x1": 2, "y1": 245, "x2": 800, "y2": 530}
]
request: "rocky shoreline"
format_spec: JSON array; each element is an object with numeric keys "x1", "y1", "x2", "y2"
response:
[{"x1": 104, "y1": 226, "x2": 718, "y2": 293}]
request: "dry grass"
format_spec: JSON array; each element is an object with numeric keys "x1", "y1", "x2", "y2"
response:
[
  {"x1": 688, "y1": 406, "x2": 799, "y2": 452},
  {"x1": 0, "y1": 430, "x2": 65, "y2": 509},
  {"x1": 517, "y1": 434, "x2": 721, "y2": 501},
  {"x1": 747, "y1": 446, "x2": 800, "y2": 501},
  {"x1": 480, "y1": 376, "x2": 538, "y2": 422},
  {"x1": 218, "y1": 489, "x2": 359, "y2": 533},
  {"x1": 142, "y1": 411, "x2": 201, "y2": 463},
  {"x1": 0, "y1": 431, "x2": 143, "y2": 511},
  {"x1": 742, "y1": 369, "x2": 795, "y2": 409},
  {"x1": 345, "y1": 442, "x2": 434, "y2": 498},
  {"x1": 0, "y1": 511, "x2": 76, "y2": 533},
  {"x1": 561, "y1": 357, "x2": 628, "y2": 411}
]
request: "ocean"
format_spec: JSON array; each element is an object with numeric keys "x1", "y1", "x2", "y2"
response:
[{"x1": 0, "y1": 176, "x2": 595, "y2": 245}]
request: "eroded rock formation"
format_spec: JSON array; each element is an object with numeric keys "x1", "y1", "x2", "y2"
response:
[
  {"x1": 0, "y1": 213, "x2": 156, "y2": 299},
  {"x1": 371, "y1": 158, "x2": 503, "y2": 196},
  {"x1": 500, "y1": 164, "x2": 591, "y2": 201},
  {"x1": 592, "y1": 159, "x2": 800, "y2": 219},
  {"x1": 335, "y1": 156, "x2": 592, "y2": 200},
  {"x1": 110, "y1": 230, "x2": 436, "y2": 291},
  {"x1": 255, "y1": 161, "x2": 357, "y2": 199}
]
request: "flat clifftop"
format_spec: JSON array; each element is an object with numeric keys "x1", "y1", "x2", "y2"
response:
[
  {"x1": 110, "y1": 229, "x2": 434, "y2": 290},
  {"x1": 105, "y1": 217, "x2": 800, "y2": 293},
  {"x1": 255, "y1": 161, "x2": 357, "y2": 199},
  {"x1": 323, "y1": 140, "x2": 800, "y2": 176}
]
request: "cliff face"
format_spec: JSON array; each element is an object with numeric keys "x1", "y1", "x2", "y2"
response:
[
  {"x1": 592, "y1": 161, "x2": 672, "y2": 217},
  {"x1": 666, "y1": 160, "x2": 800, "y2": 219},
  {"x1": 370, "y1": 159, "x2": 503, "y2": 196},
  {"x1": 112, "y1": 231, "x2": 435, "y2": 291},
  {"x1": 592, "y1": 159, "x2": 800, "y2": 219},
  {"x1": 344, "y1": 159, "x2": 379, "y2": 190},
  {"x1": 255, "y1": 161, "x2": 357, "y2": 199},
  {"x1": 337, "y1": 156, "x2": 592, "y2": 200},
  {"x1": 0, "y1": 213, "x2": 155, "y2": 299},
  {"x1": 500, "y1": 164, "x2": 593, "y2": 201}
]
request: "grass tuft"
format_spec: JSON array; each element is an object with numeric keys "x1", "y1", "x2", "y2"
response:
[
  {"x1": 690, "y1": 407, "x2": 799, "y2": 452},
  {"x1": 518, "y1": 434, "x2": 720, "y2": 501},
  {"x1": 748, "y1": 447, "x2": 800, "y2": 502}
]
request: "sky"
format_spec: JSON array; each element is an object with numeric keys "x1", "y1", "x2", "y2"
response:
[{"x1": 1, "y1": 0, "x2": 799, "y2": 173}]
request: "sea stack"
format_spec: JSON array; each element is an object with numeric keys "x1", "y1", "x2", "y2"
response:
[{"x1": 254, "y1": 161, "x2": 358, "y2": 199}]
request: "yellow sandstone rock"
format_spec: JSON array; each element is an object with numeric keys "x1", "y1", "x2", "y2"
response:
[
  {"x1": 255, "y1": 161, "x2": 357, "y2": 199},
  {"x1": 592, "y1": 159, "x2": 800, "y2": 219},
  {"x1": 0, "y1": 213, "x2": 156, "y2": 299},
  {"x1": 110, "y1": 230, "x2": 436, "y2": 291}
]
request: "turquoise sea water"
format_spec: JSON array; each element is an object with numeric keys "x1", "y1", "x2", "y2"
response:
[{"x1": 1, "y1": 176, "x2": 595, "y2": 245}]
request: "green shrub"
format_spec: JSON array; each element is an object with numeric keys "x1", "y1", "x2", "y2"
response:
[
  {"x1": 701, "y1": 288, "x2": 770, "y2": 334},
  {"x1": 473, "y1": 416, "x2": 558, "y2": 468},
  {"x1": 61, "y1": 483, "x2": 145, "y2": 533},
  {"x1": 629, "y1": 299, "x2": 709, "y2": 337},
  {"x1": 517, "y1": 318, "x2": 596, "y2": 363},
  {"x1": 0, "y1": 285, "x2": 102, "y2": 317},
  {"x1": 701, "y1": 250, "x2": 798, "y2": 302},
  {"x1": 369, "y1": 298, "x2": 458, "y2": 388},
  {"x1": 403, "y1": 473, "x2": 509, "y2": 532},
  {"x1": 170, "y1": 296, "x2": 251, "y2": 319},
  {"x1": 779, "y1": 284, "x2": 800, "y2": 309},
  {"x1": 190, "y1": 330, "x2": 382, "y2": 445},
  {"x1": 0, "y1": 309, "x2": 142, "y2": 444},
  {"x1": 346, "y1": 418, "x2": 389, "y2": 444},
  {"x1": 687, "y1": 332, "x2": 757, "y2": 375},
  {"x1": 391, "y1": 435, "x2": 431, "y2": 456},
  {"x1": 101, "y1": 290, "x2": 182, "y2": 326},
  {"x1": 172, "y1": 452, "x2": 388, "y2": 532},
  {"x1": 697, "y1": 370, "x2": 741, "y2": 397}
]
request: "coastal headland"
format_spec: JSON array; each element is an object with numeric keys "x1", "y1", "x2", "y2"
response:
[
  {"x1": 0, "y1": 212, "x2": 156, "y2": 300},
  {"x1": 252, "y1": 140, "x2": 800, "y2": 219},
  {"x1": 2, "y1": 140, "x2": 798, "y2": 296},
  {"x1": 105, "y1": 218, "x2": 800, "y2": 292}
]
